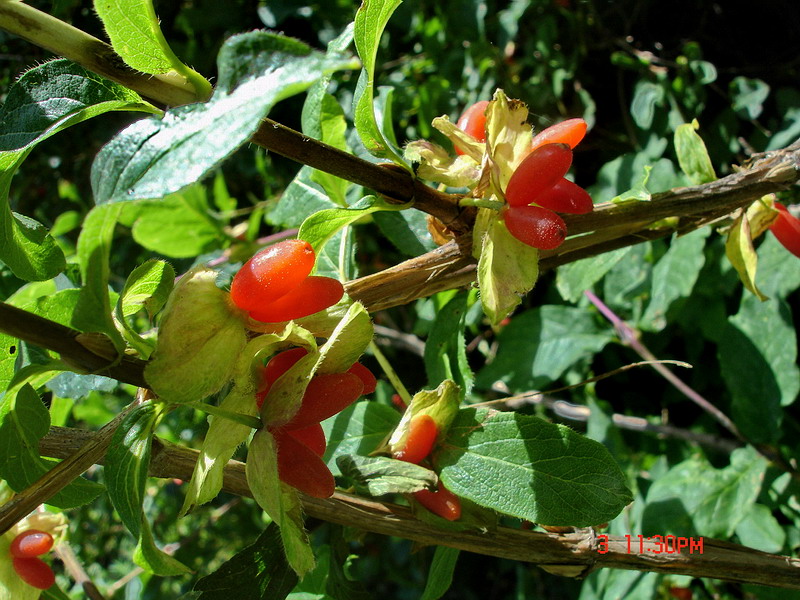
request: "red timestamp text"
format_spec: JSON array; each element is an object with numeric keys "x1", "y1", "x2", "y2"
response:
[{"x1": 596, "y1": 534, "x2": 704, "y2": 555}]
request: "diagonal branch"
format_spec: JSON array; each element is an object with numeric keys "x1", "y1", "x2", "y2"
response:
[{"x1": 31, "y1": 425, "x2": 800, "y2": 590}]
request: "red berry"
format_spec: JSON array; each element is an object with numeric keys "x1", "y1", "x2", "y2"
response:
[
  {"x1": 503, "y1": 206, "x2": 567, "y2": 250},
  {"x1": 248, "y1": 276, "x2": 344, "y2": 323},
  {"x1": 284, "y1": 372, "x2": 365, "y2": 429},
  {"x1": 454, "y1": 100, "x2": 489, "y2": 155},
  {"x1": 230, "y1": 240, "x2": 315, "y2": 312},
  {"x1": 10, "y1": 530, "x2": 53, "y2": 558},
  {"x1": 280, "y1": 423, "x2": 327, "y2": 457},
  {"x1": 347, "y1": 362, "x2": 377, "y2": 394},
  {"x1": 533, "y1": 178, "x2": 593, "y2": 214},
  {"x1": 770, "y1": 202, "x2": 800, "y2": 258},
  {"x1": 530, "y1": 118, "x2": 587, "y2": 153},
  {"x1": 393, "y1": 414, "x2": 438, "y2": 464},
  {"x1": 12, "y1": 557, "x2": 55, "y2": 590},
  {"x1": 505, "y1": 143, "x2": 573, "y2": 208},
  {"x1": 413, "y1": 484, "x2": 461, "y2": 521},
  {"x1": 256, "y1": 348, "x2": 309, "y2": 409},
  {"x1": 275, "y1": 430, "x2": 335, "y2": 498}
]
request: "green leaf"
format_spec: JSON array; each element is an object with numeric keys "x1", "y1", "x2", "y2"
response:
[
  {"x1": 298, "y1": 196, "x2": 409, "y2": 256},
  {"x1": 193, "y1": 523, "x2": 298, "y2": 600},
  {"x1": 420, "y1": 546, "x2": 460, "y2": 600},
  {"x1": 643, "y1": 447, "x2": 766, "y2": 538},
  {"x1": 630, "y1": 81, "x2": 664, "y2": 129},
  {"x1": 0, "y1": 58, "x2": 155, "y2": 281},
  {"x1": 641, "y1": 228, "x2": 710, "y2": 330},
  {"x1": 323, "y1": 401, "x2": 401, "y2": 476},
  {"x1": 373, "y1": 210, "x2": 438, "y2": 256},
  {"x1": 134, "y1": 518, "x2": 191, "y2": 576},
  {"x1": 424, "y1": 292, "x2": 473, "y2": 393},
  {"x1": 475, "y1": 210, "x2": 540, "y2": 326},
  {"x1": 476, "y1": 305, "x2": 613, "y2": 392},
  {"x1": 556, "y1": 247, "x2": 631, "y2": 303},
  {"x1": 91, "y1": 31, "x2": 358, "y2": 204},
  {"x1": 438, "y1": 408, "x2": 632, "y2": 526},
  {"x1": 725, "y1": 211, "x2": 767, "y2": 301},
  {"x1": 105, "y1": 402, "x2": 161, "y2": 538},
  {"x1": 145, "y1": 267, "x2": 247, "y2": 404},
  {"x1": 114, "y1": 259, "x2": 175, "y2": 358},
  {"x1": 268, "y1": 165, "x2": 338, "y2": 229},
  {"x1": 0, "y1": 371, "x2": 104, "y2": 508},
  {"x1": 336, "y1": 454, "x2": 438, "y2": 496},
  {"x1": 353, "y1": 0, "x2": 407, "y2": 166},
  {"x1": 674, "y1": 121, "x2": 716, "y2": 184},
  {"x1": 93, "y1": 0, "x2": 210, "y2": 98},
  {"x1": 735, "y1": 503, "x2": 786, "y2": 553},
  {"x1": 730, "y1": 77, "x2": 770, "y2": 120}
]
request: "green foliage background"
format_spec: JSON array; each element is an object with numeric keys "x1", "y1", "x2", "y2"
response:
[{"x1": 1, "y1": 1, "x2": 799, "y2": 599}]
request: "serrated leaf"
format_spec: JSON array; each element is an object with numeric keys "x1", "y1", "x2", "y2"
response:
[
  {"x1": 643, "y1": 447, "x2": 766, "y2": 538},
  {"x1": 93, "y1": 0, "x2": 210, "y2": 98},
  {"x1": 105, "y1": 402, "x2": 161, "y2": 537},
  {"x1": 438, "y1": 408, "x2": 632, "y2": 526},
  {"x1": 353, "y1": 0, "x2": 407, "y2": 165},
  {"x1": 674, "y1": 121, "x2": 716, "y2": 185},
  {"x1": 323, "y1": 401, "x2": 401, "y2": 476},
  {"x1": 92, "y1": 31, "x2": 358, "y2": 204},
  {"x1": 193, "y1": 522, "x2": 298, "y2": 600},
  {"x1": 145, "y1": 267, "x2": 247, "y2": 403},
  {"x1": 0, "y1": 370, "x2": 104, "y2": 508},
  {"x1": 476, "y1": 305, "x2": 613, "y2": 392},
  {"x1": 475, "y1": 210, "x2": 540, "y2": 326},
  {"x1": 725, "y1": 210, "x2": 767, "y2": 300},
  {"x1": 336, "y1": 454, "x2": 438, "y2": 496}
]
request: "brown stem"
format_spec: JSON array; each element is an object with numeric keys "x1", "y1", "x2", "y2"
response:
[{"x1": 33, "y1": 426, "x2": 800, "y2": 590}]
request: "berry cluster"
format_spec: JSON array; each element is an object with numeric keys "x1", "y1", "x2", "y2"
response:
[
  {"x1": 457, "y1": 102, "x2": 593, "y2": 250},
  {"x1": 392, "y1": 414, "x2": 461, "y2": 521},
  {"x1": 230, "y1": 239, "x2": 344, "y2": 323},
  {"x1": 257, "y1": 348, "x2": 377, "y2": 498},
  {"x1": 9, "y1": 529, "x2": 55, "y2": 590},
  {"x1": 770, "y1": 202, "x2": 800, "y2": 258}
]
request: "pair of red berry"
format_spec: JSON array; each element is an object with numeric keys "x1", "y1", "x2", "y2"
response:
[
  {"x1": 771, "y1": 202, "x2": 800, "y2": 257},
  {"x1": 456, "y1": 101, "x2": 593, "y2": 250},
  {"x1": 230, "y1": 239, "x2": 344, "y2": 323},
  {"x1": 392, "y1": 414, "x2": 461, "y2": 521},
  {"x1": 256, "y1": 347, "x2": 377, "y2": 498},
  {"x1": 9, "y1": 529, "x2": 55, "y2": 590}
]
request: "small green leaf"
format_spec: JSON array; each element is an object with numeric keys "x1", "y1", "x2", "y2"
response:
[
  {"x1": 353, "y1": 0, "x2": 407, "y2": 166},
  {"x1": 323, "y1": 401, "x2": 401, "y2": 476},
  {"x1": 424, "y1": 292, "x2": 473, "y2": 393},
  {"x1": 735, "y1": 503, "x2": 786, "y2": 554},
  {"x1": 674, "y1": 121, "x2": 716, "y2": 185},
  {"x1": 725, "y1": 210, "x2": 767, "y2": 301},
  {"x1": 193, "y1": 523, "x2": 298, "y2": 600},
  {"x1": 421, "y1": 546, "x2": 460, "y2": 600},
  {"x1": 145, "y1": 267, "x2": 247, "y2": 403},
  {"x1": 336, "y1": 454, "x2": 438, "y2": 496},
  {"x1": 438, "y1": 408, "x2": 632, "y2": 526},
  {"x1": 630, "y1": 81, "x2": 664, "y2": 129},
  {"x1": 92, "y1": 31, "x2": 358, "y2": 204},
  {"x1": 730, "y1": 77, "x2": 770, "y2": 120},
  {"x1": 134, "y1": 518, "x2": 191, "y2": 575},
  {"x1": 475, "y1": 210, "x2": 540, "y2": 326},
  {"x1": 556, "y1": 247, "x2": 632, "y2": 303},
  {"x1": 93, "y1": 0, "x2": 210, "y2": 98},
  {"x1": 105, "y1": 402, "x2": 162, "y2": 538}
]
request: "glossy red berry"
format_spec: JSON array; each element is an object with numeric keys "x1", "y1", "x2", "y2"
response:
[
  {"x1": 503, "y1": 205, "x2": 567, "y2": 250},
  {"x1": 770, "y1": 202, "x2": 800, "y2": 258},
  {"x1": 284, "y1": 372, "x2": 365, "y2": 429},
  {"x1": 393, "y1": 414, "x2": 438, "y2": 464},
  {"x1": 413, "y1": 484, "x2": 461, "y2": 521},
  {"x1": 275, "y1": 431, "x2": 335, "y2": 498},
  {"x1": 248, "y1": 276, "x2": 344, "y2": 323},
  {"x1": 454, "y1": 100, "x2": 489, "y2": 155},
  {"x1": 530, "y1": 118, "x2": 587, "y2": 153},
  {"x1": 347, "y1": 362, "x2": 377, "y2": 394},
  {"x1": 533, "y1": 178, "x2": 593, "y2": 214},
  {"x1": 505, "y1": 143, "x2": 573, "y2": 208},
  {"x1": 10, "y1": 530, "x2": 54, "y2": 558},
  {"x1": 230, "y1": 240, "x2": 315, "y2": 312},
  {"x1": 280, "y1": 423, "x2": 327, "y2": 457},
  {"x1": 12, "y1": 557, "x2": 55, "y2": 590}
]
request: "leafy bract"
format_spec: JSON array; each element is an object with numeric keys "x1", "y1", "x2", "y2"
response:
[
  {"x1": 674, "y1": 120, "x2": 716, "y2": 185},
  {"x1": 0, "y1": 59, "x2": 155, "y2": 281},
  {"x1": 92, "y1": 31, "x2": 358, "y2": 204},
  {"x1": 438, "y1": 408, "x2": 633, "y2": 526},
  {"x1": 93, "y1": 0, "x2": 211, "y2": 99},
  {"x1": 388, "y1": 380, "x2": 461, "y2": 457},
  {"x1": 353, "y1": 0, "x2": 406, "y2": 165},
  {"x1": 726, "y1": 210, "x2": 767, "y2": 301}
]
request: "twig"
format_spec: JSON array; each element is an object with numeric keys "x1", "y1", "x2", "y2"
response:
[
  {"x1": 34, "y1": 426, "x2": 800, "y2": 590},
  {"x1": 53, "y1": 542, "x2": 107, "y2": 600}
]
